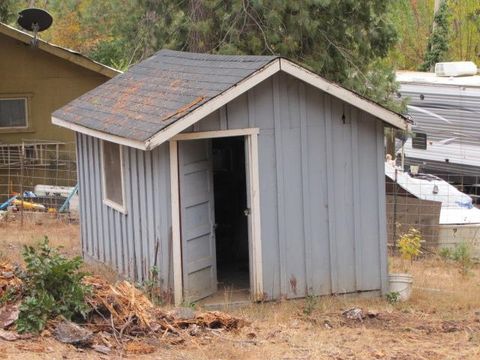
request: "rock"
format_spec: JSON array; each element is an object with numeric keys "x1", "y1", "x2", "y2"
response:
[
  {"x1": 0, "y1": 329, "x2": 19, "y2": 341},
  {"x1": 168, "y1": 307, "x2": 196, "y2": 320},
  {"x1": 0, "y1": 304, "x2": 19, "y2": 329},
  {"x1": 92, "y1": 344, "x2": 111, "y2": 355},
  {"x1": 323, "y1": 319, "x2": 333, "y2": 329},
  {"x1": 53, "y1": 320, "x2": 93, "y2": 346},
  {"x1": 367, "y1": 310, "x2": 380, "y2": 318},
  {"x1": 342, "y1": 307, "x2": 365, "y2": 321}
]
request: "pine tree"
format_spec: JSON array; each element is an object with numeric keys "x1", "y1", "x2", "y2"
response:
[
  {"x1": 133, "y1": 0, "x2": 402, "y2": 110},
  {"x1": 419, "y1": 0, "x2": 449, "y2": 71}
]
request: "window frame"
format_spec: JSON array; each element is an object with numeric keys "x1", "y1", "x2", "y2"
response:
[
  {"x1": 101, "y1": 140, "x2": 127, "y2": 214},
  {"x1": 0, "y1": 96, "x2": 30, "y2": 130},
  {"x1": 412, "y1": 132, "x2": 427, "y2": 150}
]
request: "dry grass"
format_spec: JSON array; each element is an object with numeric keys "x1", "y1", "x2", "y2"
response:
[{"x1": 0, "y1": 218, "x2": 480, "y2": 359}]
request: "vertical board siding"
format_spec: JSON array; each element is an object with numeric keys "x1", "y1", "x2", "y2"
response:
[
  {"x1": 75, "y1": 133, "x2": 88, "y2": 257},
  {"x1": 78, "y1": 72, "x2": 387, "y2": 300},
  {"x1": 305, "y1": 89, "x2": 331, "y2": 295},
  {"x1": 281, "y1": 75, "x2": 306, "y2": 298},
  {"x1": 77, "y1": 133, "x2": 172, "y2": 289}
]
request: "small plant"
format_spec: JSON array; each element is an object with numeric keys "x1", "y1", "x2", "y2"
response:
[
  {"x1": 439, "y1": 247, "x2": 453, "y2": 260},
  {"x1": 303, "y1": 295, "x2": 318, "y2": 316},
  {"x1": 397, "y1": 227, "x2": 423, "y2": 271},
  {"x1": 386, "y1": 291, "x2": 400, "y2": 305},
  {"x1": 452, "y1": 242, "x2": 473, "y2": 276},
  {"x1": 16, "y1": 237, "x2": 91, "y2": 333},
  {"x1": 438, "y1": 242, "x2": 473, "y2": 276},
  {"x1": 143, "y1": 266, "x2": 163, "y2": 305}
]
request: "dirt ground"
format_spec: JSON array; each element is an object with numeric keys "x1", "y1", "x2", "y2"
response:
[{"x1": 1, "y1": 218, "x2": 480, "y2": 359}]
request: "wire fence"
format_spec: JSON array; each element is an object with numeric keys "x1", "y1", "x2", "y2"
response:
[
  {"x1": 0, "y1": 140, "x2": 78, "y2": 224},
  {"x1": 385, "y1": 163, "x2": 480, "y2": 258}
]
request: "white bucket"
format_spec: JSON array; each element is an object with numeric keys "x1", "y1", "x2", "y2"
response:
[{"x1": 388, "y1": 273, "x2": 413, "y2": 301}]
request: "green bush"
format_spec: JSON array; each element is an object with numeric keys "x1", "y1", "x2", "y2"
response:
[
  {"x1": 438, "y1": 242, "x2": 473, "y2": 276},
  {"x1": 438, "y1": 247, "x2": 453, "y2": 260},
  {"x1": 386, "y1": 291, "x2": 400, "y2": 304},
  {"x1": 16, "y1": 237, "x2": 91, "y2": 333}
]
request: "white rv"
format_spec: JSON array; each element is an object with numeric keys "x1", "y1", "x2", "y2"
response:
[{"x1": 396, "y1": 62, "x2": 480, "y2": 201}]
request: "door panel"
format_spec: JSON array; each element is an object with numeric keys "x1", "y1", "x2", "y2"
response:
[{"x1": 179, "y1": 139, "x2": 217, "y2": 302}]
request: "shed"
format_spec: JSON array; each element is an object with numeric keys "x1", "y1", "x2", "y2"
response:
[{"x1": 52, "y1": 50, "x2": 408, "y2": 304}]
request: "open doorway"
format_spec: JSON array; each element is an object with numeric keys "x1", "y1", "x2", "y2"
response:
[
  {"x1": 212, "y1": 136, "x2": 250, "y2": 298},
  {"x1": 171, "y1": 128, "x2": 262, "y2": 305}
]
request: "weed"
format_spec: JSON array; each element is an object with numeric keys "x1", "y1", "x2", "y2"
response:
[
  {"x1": 439, "y1": 247, "x2": 453, "y2": 260},
  {"x1": 16, "y1": 237, "x2": 91, "y2": 333},
  {"x1": 452, "y1": 242, "x2": 473, "y2": 276},
  {"x1": 438, "y1": 242, "x2": 473, "y2": 276},
  {"x1": 386, "y1": 291, "x2": 400, "y2": 304},
  {"x1": 303, "y1": 295, "x2": 318, "y2": 316},
  {"x1": 398, "y1": 228, "x2": 422, "y2": 272},
  {"x1": 143, "y1": 266, "x2": 163, "y2": 305}
]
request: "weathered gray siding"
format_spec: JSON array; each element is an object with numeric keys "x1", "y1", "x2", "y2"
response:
[
  {"x1": 76, "y1": 72, "x2": 388, "y2": 300},
  {"x1": 76, "y1": 133, "x2": 172, "y2": 289}
]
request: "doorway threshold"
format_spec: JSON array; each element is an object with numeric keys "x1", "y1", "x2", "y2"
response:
[{"x1": 199, "y1": 288, "x2": 251, "y2": 310}]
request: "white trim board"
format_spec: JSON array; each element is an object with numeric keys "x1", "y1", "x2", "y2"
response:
[
  {"x1": 53, "y1": 58, "x2": 408, "y2": 150},
  {"x1": 100, "y1": 140, "x2": 127, "y2": 214},
  {"x1": 52, "y1": 117, "x2": 147, "y2": 150},
  {"x1": 146, "y1": 61, "x2": 280, "y2": 149},
  {"x1": 170, "y1": 129, "x2": 263, "y2": 305}
]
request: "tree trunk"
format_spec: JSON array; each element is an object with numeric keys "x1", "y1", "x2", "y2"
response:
[{"x1": 187, "y1": 0, "x2": 211, "y2": 52}]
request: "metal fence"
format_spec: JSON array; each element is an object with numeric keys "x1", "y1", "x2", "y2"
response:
[
  {"x1": 0, "y1": 140, "x2": 77, "y2": 223},
  {"x1": 385, "y1": 166, "x2": 480, "y2": 258}
]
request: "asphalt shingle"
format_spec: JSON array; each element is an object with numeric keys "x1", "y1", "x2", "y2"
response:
[{"x1": 53, "y1": 49, "x2": 277, "y2": 142}]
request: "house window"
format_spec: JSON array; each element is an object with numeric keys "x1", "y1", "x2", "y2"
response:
[
  {"x1": 102, "y1": 140, "x2": 125, "y2": 212},
  {"x1": 412, "y1": 132, "x2": 427, "y2": 150},
  {"x1": 0, "y1": 98, "x2": 27, "y2": 128}
]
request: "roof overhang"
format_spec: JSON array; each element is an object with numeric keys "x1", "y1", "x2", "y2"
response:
[
  {"x1": 0, "y1": 22, "x2": 120, "y2": 78},
  {"x1": 53, "y1": 58, "x2": 408, "y2": 150}
]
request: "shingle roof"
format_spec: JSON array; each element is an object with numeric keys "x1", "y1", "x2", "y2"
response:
[{"x1": 53, "y1": 49, "x2": 277, "y2": 142}]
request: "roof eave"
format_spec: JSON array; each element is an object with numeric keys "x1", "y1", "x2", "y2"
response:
[
  {"x1": 52, "y1": 116, "x2": 146, "y2": 150},
  {"x1": 0, "y1": 23, "x2": 121, "y2": 78},
  {"x1": 279, "y1": 59, "x2": 408, "y2": 130}
]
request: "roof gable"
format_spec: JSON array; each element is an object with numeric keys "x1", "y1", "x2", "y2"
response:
[
  {"x1": 0, "y1": 22, "x2": 120, "y2": 78},
  {"x1": 52, "y1": 50, "x2": 407, "y2": 150}
]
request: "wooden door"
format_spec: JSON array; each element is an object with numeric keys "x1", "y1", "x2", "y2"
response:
[{"x1": 178, "y1": 139, "x2": 217, "y2": 302}]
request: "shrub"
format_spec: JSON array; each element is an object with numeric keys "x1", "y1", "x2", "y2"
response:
[
  {"x1": 438, "y1": 247, "x2": 453, "y2": 260},
  {"x1": 438, "y1": 242, "x2": 473, "y2": 276},
  {"x1": 303, "y1": 295, "x2": 318, "y2": 316},
  {"x1": 16, "y1": 237, "x2": 91, "y2": 333},
  {"x1": 386, "y1": 291, "x2": 400, "y2": 304},
  {"x1": 398, "y1": 228, "x2": 423, "y2": 262},
  {"x1": 452, "y1": 242, "x2": 473, "y2": 276}
]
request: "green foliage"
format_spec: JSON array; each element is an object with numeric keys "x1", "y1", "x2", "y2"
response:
[
  {"x1": 398, "y1": 227, "x2": 423, "y2": 263},
  {"x1": 303, "y1": 295, "x2": 318, "y2": 316},
  {"x1": 386, "y1": 0, "x2": 434, "y2": 70},
  {"x1": 386, "y1": 291, "x2": 400, "y2": 304},
  {"x1": 16, "y1": 237, "x2": 91, "y2": 333},
  {"x1": 144, "y1": 0, "x2": 401, "y2": 110},
  {"x1": 439, "y1": 242, "x2": 473, "y2": 276},
  {"x1": 419, "y1": 0, "x2": 450, "y2": 71},
  {"x1": 439, "y1": 247, "x2": 453, "y2": 260},
  {"x1": 142, "y1": 265, "x2": 163, "y2": 305}
]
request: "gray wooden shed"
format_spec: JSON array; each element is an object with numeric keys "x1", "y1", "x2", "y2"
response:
[{"x1": 52, "y1": 50, "x2": 408, "y2": 304}]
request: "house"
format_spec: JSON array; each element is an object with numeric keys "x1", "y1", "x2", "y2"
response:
[
  {"x1": 53, "y1": 50, "x2": 408, "y2": 304},
  {"x1": 396, "y1": 68, "x2": 480, "y2": 202},
  {"x1": 0, "y1": 22, "x2": 120, "y2": 200}
]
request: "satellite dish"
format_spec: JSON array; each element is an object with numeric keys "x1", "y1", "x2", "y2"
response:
[{"x1": 17, "y1": 8, "x2": 53, "y2": 47}]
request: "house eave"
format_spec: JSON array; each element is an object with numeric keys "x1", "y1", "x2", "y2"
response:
[{"x1": 0, "y1": 22, "x2": 121, "y2": 78}]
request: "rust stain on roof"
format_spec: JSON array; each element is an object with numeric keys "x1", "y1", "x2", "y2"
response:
[{"x1": 160, "y1": 96, "x2": 206, "y2": 123}]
